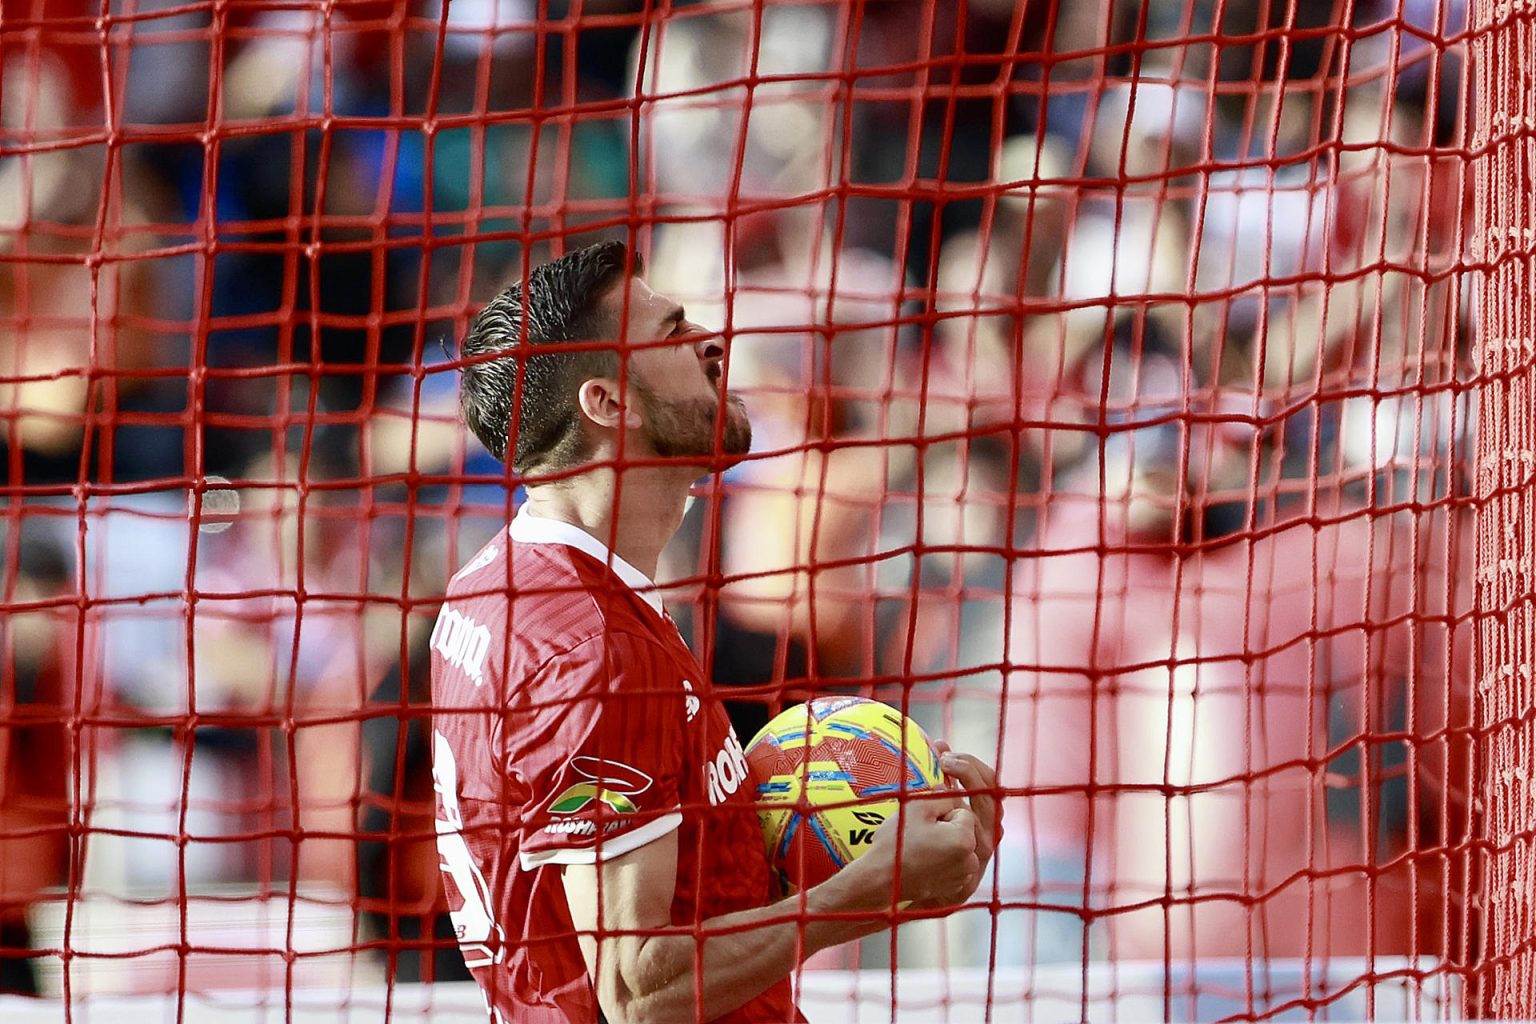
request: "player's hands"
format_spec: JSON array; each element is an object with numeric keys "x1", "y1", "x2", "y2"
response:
[
  {"x1": 858, "y1": 787, "x2": 979, "y2": 909},
  {"x1": 851, "y1": 745, "x2": 1000, "y2": 911},
  {"x1": 932, "y1": 741, "x2": 1001, "y2": 888}
]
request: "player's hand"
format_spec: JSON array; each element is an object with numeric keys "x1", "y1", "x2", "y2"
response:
[
  {"x1": 932, "y1": 741, "x2": 1002, "y2": 886},
  {"x1": 859, "y1": 789, "x2": 979, "y2": 910}
]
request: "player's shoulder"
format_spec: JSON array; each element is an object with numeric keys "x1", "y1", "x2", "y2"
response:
[
  {"x1": 538, "y1": 622, "x2": 683, "y2": 677},
  {"x1": 514, "y1": 627, "x2": 691, "y2": 718},
  {"x1": 445, "y1": 529, "x2": 592, "y2": 605},
  {"x1": 446, "y1": 534, "x2": 657, "y2": 648}
]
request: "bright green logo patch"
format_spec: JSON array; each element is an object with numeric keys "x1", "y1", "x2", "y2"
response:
[{"x1": 548, "y1": 783, "x2": 638, "y2": 815}]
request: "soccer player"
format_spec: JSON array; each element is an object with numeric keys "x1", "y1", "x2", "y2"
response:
[{"x1": 431, "y1": 241, "x2": 999, "y2": 1024}]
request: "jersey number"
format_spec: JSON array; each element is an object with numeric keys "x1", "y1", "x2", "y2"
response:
[{"x1": 432, "y1": 731, "x2": 506, "y2": 969}]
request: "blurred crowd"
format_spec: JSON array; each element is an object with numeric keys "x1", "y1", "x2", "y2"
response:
[{"x1": 0, "y1": 0, "x2": 1478, "y2": 1001}]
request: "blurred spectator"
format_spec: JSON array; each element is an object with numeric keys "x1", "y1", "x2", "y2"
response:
[
  {"x1": 998, "y1": 488, "x2": 1472, "y2": 963},
  {"x1": 0, "y1": 527, "x2": 73, "y2": 995},
  {"x1": 633, "y1": 2, "x2": 838, "y2": 216},
  {"x1": 649, "y1": 217, "x2": 913, "y2": 734},
  {"x1": 839, "y1": 0, "x2": 1033, "y2": 282},
  {"x1": 0, "y1": 53, "x2": 184, "y2": 486},
  {"x1": 357, "y1": 624, "x2": 470, "y2": 986},
  {"x1": 930, "y1": 132, "x2": 1076, "y2": 450},
  {"x1": 183, "y1": 455, "x2": 418, "y2": 891}
]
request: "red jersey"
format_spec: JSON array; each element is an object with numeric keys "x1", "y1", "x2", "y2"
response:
[{"x1": 430, "y1": 508, "x2": 801, "y2": 1024}]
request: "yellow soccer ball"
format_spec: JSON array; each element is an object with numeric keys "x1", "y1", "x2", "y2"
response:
[{"x1": 744, "y1": 697, "x2": 946, "y2": 890}]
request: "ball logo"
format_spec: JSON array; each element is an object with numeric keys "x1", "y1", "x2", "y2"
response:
[
  {"x1": 432, "y1": 608, "x2": 492, "y2": 686},
  {"x1": 848, "y1": 809, "x2": 885, "y2": 846},
  {"x1": 707, "y1": 731, "x2": 749, "y2": 806},
  {"x1": 812, "y1": 696, "x2": 864, "y2": 718}
]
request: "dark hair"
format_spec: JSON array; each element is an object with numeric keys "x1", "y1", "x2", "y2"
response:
[{"x1": 459, "y1": 241, "x2": 638, "y2": 473}]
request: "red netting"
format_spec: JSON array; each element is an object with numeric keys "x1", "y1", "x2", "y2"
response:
[
  {"x1": 0, "y1": 0, "x2": 1522, "y2": 1020},
  {"x1": 1469, "y1": 0, "x2": 1536, "y2": 1016}
]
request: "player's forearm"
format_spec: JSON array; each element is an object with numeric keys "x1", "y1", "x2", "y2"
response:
[{"x1": 615, "y1": 857, "x2": 895, "y2": 1023}]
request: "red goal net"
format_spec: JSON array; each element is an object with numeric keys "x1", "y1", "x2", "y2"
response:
[{"x1": 0, "y1": 0, "x2": 1527, "y2": 1020}]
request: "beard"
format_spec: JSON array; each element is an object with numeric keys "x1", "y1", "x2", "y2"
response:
[{"x1": 633, "y1": 380, "x2": 752, "y2": 463}]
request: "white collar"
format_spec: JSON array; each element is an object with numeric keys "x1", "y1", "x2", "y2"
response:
[{"x1": 509, "y1": 507, "x2": 665, "y2": 616}]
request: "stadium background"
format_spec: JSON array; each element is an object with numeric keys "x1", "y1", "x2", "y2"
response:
[{"x1": 0, "y1": 0, "x2": 1531, "y2": 1019}]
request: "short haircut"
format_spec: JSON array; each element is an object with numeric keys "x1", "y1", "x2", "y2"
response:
[{"x1": 459, "y1": 241, "x2": 639, "y2": 474}]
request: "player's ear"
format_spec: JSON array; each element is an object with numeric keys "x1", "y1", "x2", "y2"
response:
[{"x1": 576, "y1": 378, "x2": 643, "y2": 431}]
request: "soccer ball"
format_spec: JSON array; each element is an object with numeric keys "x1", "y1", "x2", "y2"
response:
[{"x1": 744, "y1": 697, "x2": 946, "y2": 891}]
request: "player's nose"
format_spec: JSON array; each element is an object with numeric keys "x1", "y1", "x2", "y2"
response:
[{"x1": 692, "y1": 327, "x2": 724, "y2": 364}]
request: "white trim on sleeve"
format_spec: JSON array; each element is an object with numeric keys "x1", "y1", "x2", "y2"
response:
[{"x1": 518, "y1": 810, "x2": 684, "y2": 871}]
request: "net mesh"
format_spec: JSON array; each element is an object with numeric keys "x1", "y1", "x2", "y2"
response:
[
  {"x1": 0, "y1": 0, "x2": 1524, "y2": 1020},
  {"x1": 1470, "y1": 0, "x2": 1536, "y2": 1016}
]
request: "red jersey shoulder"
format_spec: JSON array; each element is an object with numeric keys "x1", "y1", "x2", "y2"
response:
[
  {"x1": 447, "y1": 535, "x2": 654, "y2": 638},
  {"x1": 435, "y1": 535, "x2": 662, "y2": 696}
]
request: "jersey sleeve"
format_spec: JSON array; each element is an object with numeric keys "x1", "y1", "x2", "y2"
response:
[{"x1": 514, "y1": 631, "x2": 688, "y2": 869}]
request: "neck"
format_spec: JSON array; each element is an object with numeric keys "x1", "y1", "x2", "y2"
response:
[{"x1": 520, "y1": 464, "x2": 695, "y2": 579}]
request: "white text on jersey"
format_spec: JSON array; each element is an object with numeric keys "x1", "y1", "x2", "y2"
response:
[
  {"x1": 706, "y1": 731, "x2": 749, "y2": 806},
  {"x1": 432, "y1": 608, "x2": 492, "y2": 687}
]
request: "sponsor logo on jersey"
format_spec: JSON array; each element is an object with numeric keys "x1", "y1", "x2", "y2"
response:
[
  {"x1": 547, "y1": 756, "x2": 653, "y2": 816},
  {"x1": 451, "y1": 544, "x2": 499, "y2": 582},
  {"x1": 548, "y1": 784, "x2": 638, "y2": 815},
  {"x1": 682, "y1": 679, "x2": 700, "y2": 722},
  {"x1": 431, "y1": 608, "x2": 492, "y2": 686},
  {"x1": 706, "y1": 730, "x2": 749, "y2": 806}
]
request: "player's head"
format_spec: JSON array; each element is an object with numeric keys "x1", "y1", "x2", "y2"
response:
[{"x1": 459, "y1": 241, "x2": 751, "y2": 477}]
